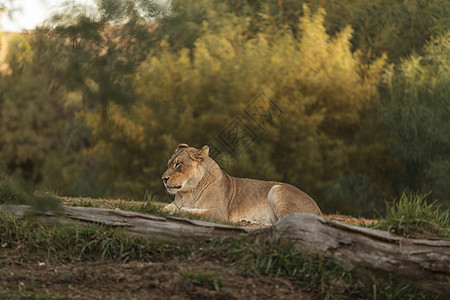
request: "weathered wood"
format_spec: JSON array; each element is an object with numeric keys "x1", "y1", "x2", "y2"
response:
[
  {"x1": 1, "y1": 205, "x2": 449, "y2": 295},
  {"x1": 272, "y1": 213, "x2": 450, "y2": 295}
]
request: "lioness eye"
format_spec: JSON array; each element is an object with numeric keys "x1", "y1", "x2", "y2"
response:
[{"x1": 174, "y1": 162, "x2": 181, "y2": 168}]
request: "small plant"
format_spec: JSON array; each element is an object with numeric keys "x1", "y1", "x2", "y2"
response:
[
  {"x1": 180, "y1": 270, "x2": 223, "y2": 291},
  {"x1": 32, "y1": 190, "x2": 62, "y2": 214},
  {"x1": 0, "y1": 177, "x2": 61, "y2": 213},
  {"x1": 373, "y1": 192, "x2": 449, "y2": 238},
  {"x1": 116, "y1": 192, "x2": 166, "y2": 215},
  {"x1": 77, "y1": 198, "x2": 100, "y2": 208},
  {"x1": 0, "y1": 177, "x2": 30, "y2": 204}
]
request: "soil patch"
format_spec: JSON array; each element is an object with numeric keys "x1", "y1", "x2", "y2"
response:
[{"x1": 0, "y1": 250, "x2": 312, "y2": 299}]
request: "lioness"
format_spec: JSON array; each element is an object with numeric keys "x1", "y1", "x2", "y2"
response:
[{"x1": 162, "y1": 143, "x2": 323, "y2": 223}]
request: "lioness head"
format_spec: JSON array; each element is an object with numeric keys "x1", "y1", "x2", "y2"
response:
[{"x1": 161, "y1": 143, "x2": 210, "y2": 194}]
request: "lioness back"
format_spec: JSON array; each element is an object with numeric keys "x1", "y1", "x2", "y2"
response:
[
  {"x1": 162, "y1": 144, "x2": 323, "y2": 223},
  {"x1": 228, "y1": 178, "x2": 323, "y2": 223}
]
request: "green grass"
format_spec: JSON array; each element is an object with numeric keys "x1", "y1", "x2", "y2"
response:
[
  {"x1": 116, "y1": 193, "x2": 168, "y2": 215},
  {"x1": 372, "y1": 192, "x2": 449, "y2": 238},
  {"x1": 0, "y1": 211, "x2": 190, "y2": 262},
  {"x1": 73, "y1": 198, "x2": 102, "y2": 208},
  {"x1": 204, "y1": 235, "x2": 429, "y2": 299}
]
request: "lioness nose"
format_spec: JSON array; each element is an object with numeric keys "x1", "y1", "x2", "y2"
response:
[{"x1": 162, "y1": 176, "x2": 169, "y2": 182}]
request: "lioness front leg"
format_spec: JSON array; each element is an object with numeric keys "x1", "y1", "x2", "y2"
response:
[
  {"x1": 163, "y1": 204, "x2": 210, "y2": 217},
  {"x1": 179, "y1": 208, "x2": 210, "y2": 217}
]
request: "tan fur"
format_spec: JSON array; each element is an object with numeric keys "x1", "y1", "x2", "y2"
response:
[{"x1": 162, "y1": 144, "x2": 323, "y2": 223}]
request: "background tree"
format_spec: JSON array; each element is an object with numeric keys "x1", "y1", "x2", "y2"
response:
[
  {"x1": 381, "y1": 34, "x2": 450, "y2": 207},
  {"x1": 21, "y1": 0, "x2": 165, "y2": 196},
  {"x1": 37, "y1": 0, "x2": 163, "y2": 120},
  {"x1": 0, "y1": 34, "x2": 65, "y2": 183}
]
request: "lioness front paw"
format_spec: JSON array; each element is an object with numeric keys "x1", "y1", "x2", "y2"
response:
[{"x1": 163, "y1": 203, "x2": 179, "y2": 212}]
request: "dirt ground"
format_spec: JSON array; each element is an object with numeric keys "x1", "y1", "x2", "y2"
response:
[{"x1": 0, "y1": 249, "x2": 312, "y2": 299}]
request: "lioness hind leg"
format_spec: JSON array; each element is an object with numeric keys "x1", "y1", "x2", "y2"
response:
[
  {"x1": 268, "y1": 185, "x2": 290, "y2": 220},
  {"x1": 268, "y1": 184, "x2": 323, "y2": 219}
]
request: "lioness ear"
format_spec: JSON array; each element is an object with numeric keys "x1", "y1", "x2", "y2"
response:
[
  {"x1": 192, "y1": 145, "x2": 209, "y2": 162},
  {"x1": 175, "y1": 143, "x2": 189, "y2": 153}
]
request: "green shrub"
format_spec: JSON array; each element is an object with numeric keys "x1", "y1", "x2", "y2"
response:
[
  {"x1": 0, "y1": 177, "x2": 61, "y2": 213},
  {"x1": 373, "y1": 192, "x2": 449, "y2": 238},
  {"x1": 0, "y1": 177, "x2": 30, "y2": 204}
]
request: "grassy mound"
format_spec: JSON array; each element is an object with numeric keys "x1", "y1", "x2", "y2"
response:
[{"x1": 372, "y1": 193, "x2": 449, "y2": 238}]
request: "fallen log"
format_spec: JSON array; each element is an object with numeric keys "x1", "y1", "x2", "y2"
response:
[
  {"x1": 1, "y1": 204, "x2": 449, "y2": 295},
  {"x1": 272, "y1": 213, "x2": 450, "y2": 295}
]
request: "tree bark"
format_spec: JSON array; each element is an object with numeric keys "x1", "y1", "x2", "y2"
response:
[
  {"x1": 1, "y1": 205, "x2": 449, "y2": 295},
  {"x1": 271, "y1": 213, "x2": 450, "y2": 295}
]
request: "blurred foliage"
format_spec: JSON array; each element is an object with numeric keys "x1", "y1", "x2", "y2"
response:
[
  {"x1": 0, "y1": 34, "x2": 65, "y2": 182},
  {"x1": 162, "y1": 0, "x2": 449, "y2": 63},
  {"x1": 0, "y1": 0, "x2": 448, "y2": 216},
  {"x1": 382, "y1": 34, "x2": 450, "y2": 205}
]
